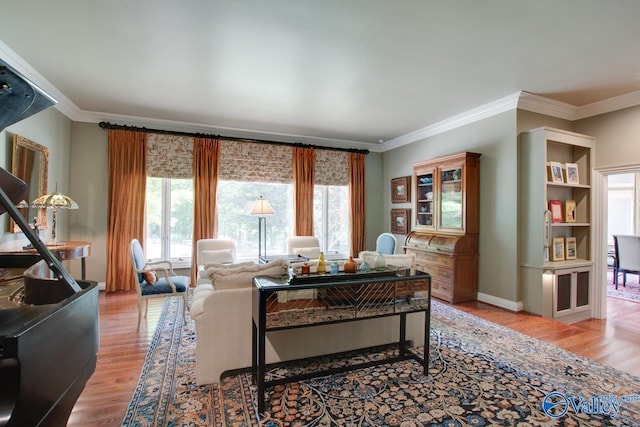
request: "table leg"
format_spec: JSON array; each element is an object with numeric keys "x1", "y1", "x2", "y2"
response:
[
  {"x1": 423, "y1": 306, "x2": 430, "y2": 375},
  {"x1": 399, "y1": 313, "x2": 407, "y2": 356},
  {"x1": 252, "y1": 320, "x2": 257, "y2": 384},
  {"x1": 257, "y1": 299, "x2": 266, "y2": 415}
]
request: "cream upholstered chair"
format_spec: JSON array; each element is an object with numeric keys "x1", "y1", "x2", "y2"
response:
[
  {"x1": 286, "y1": 236, "x2": 321, "y2": 259},
  {"x1": 129, "y1": 239, "x2": 189, "y2": 330},
  {"x1": 196, "y1": 238, "x2": 237, "y2": 285},
  {"x1": 376, "y1": 233, "x2": 397, "y2": 255}
]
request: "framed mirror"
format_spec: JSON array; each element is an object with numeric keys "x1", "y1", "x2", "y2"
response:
[{"x1": 10, "y1": 134, "x2": 49, "y2": 232}]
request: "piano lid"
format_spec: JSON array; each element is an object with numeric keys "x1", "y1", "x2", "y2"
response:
[
  {"x1": 0, "y1": 56, "x2": 80, "y2": 297},
  {"x1": 0, "y1": 58, "x2": 57, "y2": 130}
]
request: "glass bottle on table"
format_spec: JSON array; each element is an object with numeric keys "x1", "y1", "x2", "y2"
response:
[
  {"x1": 316, "y1": 252, "x2": 327, "y2": 274},
  {"x1": 375, "y1": 253, "x2": 385, "y2": 271}
]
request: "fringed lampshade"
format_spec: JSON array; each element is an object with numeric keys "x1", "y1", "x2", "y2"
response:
[{"x1": 31, "y1": 190, "x2": 78, "y2": 245}]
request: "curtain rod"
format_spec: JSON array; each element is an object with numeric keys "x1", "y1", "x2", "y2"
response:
[{"x1": 98, "y1": 121, "x2": 369, "y2": 155}]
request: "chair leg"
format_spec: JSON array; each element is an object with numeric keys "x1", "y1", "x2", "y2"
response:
[
  {"x1": 182, "y1": 293, "x2": 188, "y2": 324},
  {"x1": 137, "y1": 299, "x2": 143, "y2": 331}
]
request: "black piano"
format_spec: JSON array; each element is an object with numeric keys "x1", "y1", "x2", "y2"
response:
[{"x1": 0, "y1": 59, "x2": 99, "y2": 426}]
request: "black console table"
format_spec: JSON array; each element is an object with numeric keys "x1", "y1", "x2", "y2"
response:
[{"x1": 251, "y1": 268, "x2": 431, "y2": 415}]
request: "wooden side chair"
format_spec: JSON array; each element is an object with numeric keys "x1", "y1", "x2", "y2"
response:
[
  {"x1": 129, "y1": 239, "x2": 189, "y2": 330},
  {"x1": 613, "y1": 234, "x2": 640, "y2": 289}
]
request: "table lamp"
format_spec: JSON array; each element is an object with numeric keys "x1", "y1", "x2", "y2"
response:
[{"x1": 31, "y1": 188, "x2": 78, "y2": 245}]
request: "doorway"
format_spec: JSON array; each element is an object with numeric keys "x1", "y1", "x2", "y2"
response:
[{"x1": 596, "y1": 166, "x2": 640, "y2": 319}]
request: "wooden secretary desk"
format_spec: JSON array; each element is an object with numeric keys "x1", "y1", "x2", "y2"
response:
[{"x1": 404, "y1": 151, "x2": 480, "y2": 304}]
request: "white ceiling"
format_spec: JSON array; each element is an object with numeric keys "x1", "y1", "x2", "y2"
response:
[{"x1": 2, "y1": 0, "x2": 640, "y2": 151}]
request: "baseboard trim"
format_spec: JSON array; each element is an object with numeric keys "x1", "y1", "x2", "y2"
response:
[{"x1": 477, "y1": 292, "x2": 524, "y2": 312}]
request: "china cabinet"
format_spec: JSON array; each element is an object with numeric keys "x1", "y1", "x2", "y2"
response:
[{"x1": 405, "y1": 151, "x2": 481, "y2": 303}]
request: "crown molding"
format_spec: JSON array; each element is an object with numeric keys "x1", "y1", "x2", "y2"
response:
[
  {"x1": 381, "y1": 92, "x2": 522, "y2": 151},
  {"x1": 574, "y1": 89, "x2": 640, "y2": 120},
  {"x1": 516, "y1": 91, "x2": 577, "y2": 120}
]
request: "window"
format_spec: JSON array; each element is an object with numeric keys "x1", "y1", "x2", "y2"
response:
[
  {"x1": 314, "y1": 185, "x2": 350, "y2": 254},
  {"x1": 217, "y1": 181, "x2": 294, "y2": 260},
  {"x1": 145, "y1": 177, "x2": 193, "y2": 263},
  {"x1": 607, "y1": 173, "x2": 636, "y2": 245}
]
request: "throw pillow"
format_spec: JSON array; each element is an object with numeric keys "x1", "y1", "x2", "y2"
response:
[
  {"x1": 207, "y1": 259, "x2": 289, "y2": 290},
  {"x1": 200, "y1": 249, "x2": 235, "y2": 265},
  {"x1": 295, "y1": 247, "x2": 321, "y2": 259},
  {"x1": 142, "y1": 270, "x2": 157, "y2": 285}
]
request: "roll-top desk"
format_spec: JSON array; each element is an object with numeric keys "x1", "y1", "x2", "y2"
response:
[{"x1": 404, "y1": 232, "x2": 478, "y2": 304}]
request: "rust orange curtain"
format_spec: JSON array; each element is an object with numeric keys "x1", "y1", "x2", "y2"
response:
[
  {"x1": 292, "y1": 147, "x2": 315, "y2": 236},
  {"x1": 191, "y1": 137, "x2": 220, "y2": 285},
  {"x1": 349, "y1": 152, "x2": 365, "y2": 257},
  {"x1": 106, "y1": 129, "x2": 146, "y2": 292}
]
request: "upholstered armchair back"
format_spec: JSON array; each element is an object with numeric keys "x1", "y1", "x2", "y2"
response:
[{"x1": 286, "y1": 236, "x2": 321, "y2": 259}]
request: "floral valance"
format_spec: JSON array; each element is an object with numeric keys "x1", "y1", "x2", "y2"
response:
[
  {"x1": 146, "y1": 133, "x2": 193, "y2": 179},
  {"x1": 144, "y1": 131, "x2": 349, "y2": 186},
  {"x1": 315, "y1": 149, "x2": 348, "y2": 186},
  {"x1": 219, "y1": 140, "x2": 292, "y2": 183}
]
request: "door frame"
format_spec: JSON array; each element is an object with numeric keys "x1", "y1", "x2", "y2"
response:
[{"x1": 594, "y1": 164, "x2": 640, "y2": 319}]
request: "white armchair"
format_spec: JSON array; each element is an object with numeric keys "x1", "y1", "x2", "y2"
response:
[
  {"x1": 196, "y1": 239, "x2": 237, "y2": 285},
  {"x1": 286, "y1": 236, "x2": 321, "y2": 259}
]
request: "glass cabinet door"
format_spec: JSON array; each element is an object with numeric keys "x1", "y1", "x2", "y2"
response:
[
  {"x1": 439, "y1": 166, "x2": 463, "y2": 230},
  {"x1": 416, "y1": 171, "x2": 434, "y2": 228}
]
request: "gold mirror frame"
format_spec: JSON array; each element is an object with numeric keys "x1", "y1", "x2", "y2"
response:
[{"x1": 10, "y1": 134, "x2": 49, "y2": 232}]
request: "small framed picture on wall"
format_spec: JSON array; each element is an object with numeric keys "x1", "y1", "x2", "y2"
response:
[
  {"x1": 391, "y1": 176, "x2": 411, "y2": 203},
  {"x1": 390, "y1": 208, "x2": 411, "y2": 235}
]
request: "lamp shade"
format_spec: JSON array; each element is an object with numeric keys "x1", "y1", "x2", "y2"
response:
[
  {"x1": 31, "y1": 192, "x2": 78, "y2": 210},
  {"x1": 249, "y1": 196, "x2": 275, "y2": 216}
]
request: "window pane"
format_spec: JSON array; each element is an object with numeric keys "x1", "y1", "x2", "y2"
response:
[
  {"x1": 607, "y1": 173, "x2": 635, "y2": 245},
  {"x1": 217, "y1": 181, "x2": 294, "y2": 260},
  {"x1": 145, "y1": 177, "x2": 193, "y2": 261},
  {"x1": 145, "y1": 177, "x2": 162, "y2": 259},
  {"x1": 314, "y1": 185, "x2": 349, "y2": 254},
  {"x1": 327, "y1": 186, "x2": 349, "y2": 253},
  {"x1": 169, "y1": 179, "x2": 193, "y2": 259}
]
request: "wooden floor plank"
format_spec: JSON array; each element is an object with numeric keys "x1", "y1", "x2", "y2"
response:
[{"x1": 67, "y1": 291, "x2": 640, "y2": 426}]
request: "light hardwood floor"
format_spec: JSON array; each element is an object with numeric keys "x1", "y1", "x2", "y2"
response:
[{"x1": 67, "y1": 291, "x2": 640, "y2": 426}]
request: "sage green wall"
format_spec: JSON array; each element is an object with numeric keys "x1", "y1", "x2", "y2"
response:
[
  {"x1": 364, "y1": 152, "x2": 384, "y2": 251},
  {"x1": 69, "y1": 122, "x2": 108, "y2": 282},
  {"x1": 574, "y1": 105, "x2": 640, "y2": 169},
  {"x1": 0, "y1": 108, "x2": 81, "y2": 275},
  {"x1": 384, "y1": 110, "x2": 521, "y2": 304}
]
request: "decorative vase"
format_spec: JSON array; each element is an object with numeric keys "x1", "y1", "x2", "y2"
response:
[
  {"x1": 330, "y1": 261, "x2": 339, "y2": 275},
  {"x1": 375, "y1": 253, "x2": 385, "y2": 271},
  {"x1": 316, "y1": 252, "x2": 326, "y2": 274},
  {"x1": 359, "y1": 260, "x2": 371, "y2": 272},
  {"x1": 343, "y1": 256, "x2": 357, "y2": 273}
]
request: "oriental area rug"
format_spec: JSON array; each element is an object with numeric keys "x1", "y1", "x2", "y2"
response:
[
  {"x1": 607, "y1": 270, "x2": 640, "y2": 303},
  {"x1": 122, "y1": 298, "x2": 640, "y2": 427}
]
